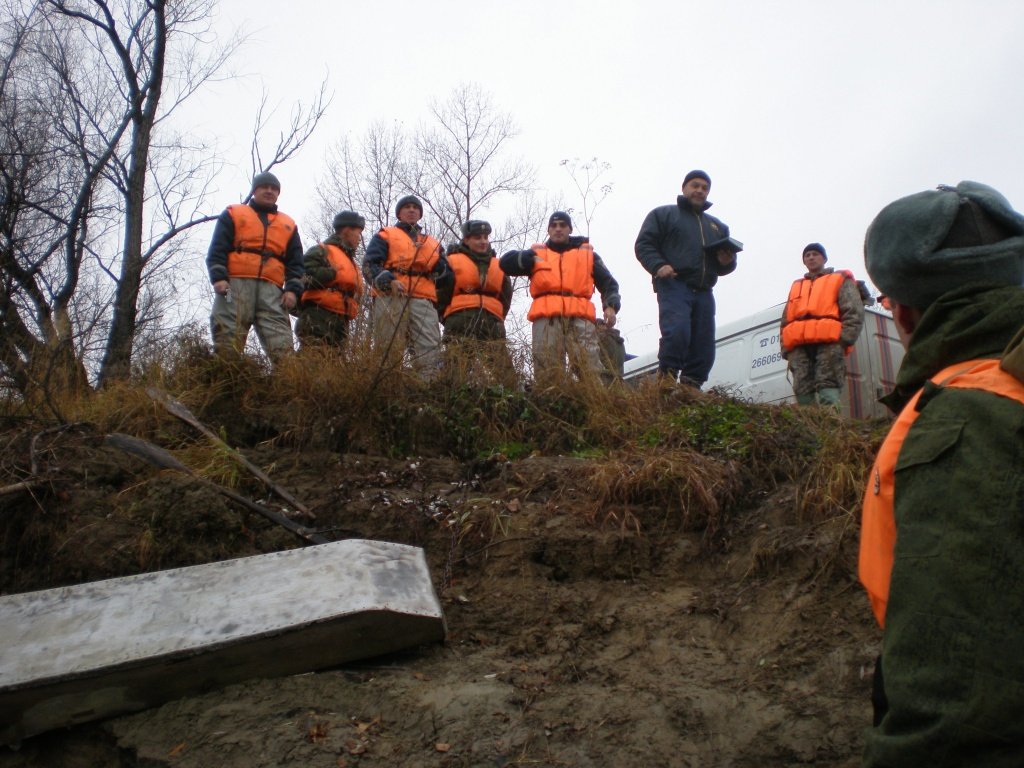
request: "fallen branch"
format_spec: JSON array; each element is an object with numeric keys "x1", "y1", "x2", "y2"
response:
[
  {"x1": 0, "y1": 480, "x2": 45, "y2": 499},
  {"x1": 105, "y1": 433, "x2": 328, "y2": 546},
  {"x1": 146, "y1": 387, "x2": 315, "y2": 520}
]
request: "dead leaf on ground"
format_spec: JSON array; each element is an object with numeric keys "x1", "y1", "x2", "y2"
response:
[
  {"x1": 354, "y1": 714, "x2": 381, "y2": 733},
  {"x1": 307, "y1": 722, "x2": 330, "y2": 743},
  {"x1": 167, "y1": 742, "x2": 186, "y2": 757},
  {"x1": 436, "y1": 742, "x2": 451, "y2": 752}
]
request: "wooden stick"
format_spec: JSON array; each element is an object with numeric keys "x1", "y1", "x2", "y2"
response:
[
  {"x1": 105, "y1": 433, "x2": 327, "y2": 546},
  {"x1": 146, "y1": 387, "x2": 315, "y2": 520}
]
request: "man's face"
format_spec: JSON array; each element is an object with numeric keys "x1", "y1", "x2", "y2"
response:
[
  {"x1": 339, "y1": 226, "x2": 363, "y2": 250},
  {"x1": 464, "y1": 232, "x2": 490, "y2": 255},
  {"x1": 802, "y1": 250, "x2": 826, "y2": 274},
  {"x1": 681, "y1": 178, "x2": 710, "y2": 207},
  {"x1": 547, "y1": 220, "x2": 571, "y2": 244},
  {"x1": 252, "y1": 184, "x2": 280, "y2": 207},
  {"x1": 397, "y1": 204, "x2": 422, "y2": 225}
]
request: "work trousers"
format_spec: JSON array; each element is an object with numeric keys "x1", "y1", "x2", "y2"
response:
[
  {"x1": 655, "y1": 278, "x2": 716, "y2": 385},
  {"x1": 531, "y1": 315, "x2": 604, "y2": 384},
  {"x1": 210, "y1": 277, "x2": 294, "y2": 361},
  {"x1": 296, "y1": 304, "x2": 352, "y2": 349},
  {"x1": 787, "y1": 342, "x2": 846, "y2": 406},
  {"x1": 371, "y1": 294, "x2": 441, "y2": 375}
]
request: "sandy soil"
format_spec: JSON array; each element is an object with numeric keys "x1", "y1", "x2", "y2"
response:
[{"x1": 0, "y1": 429, "x2": 879, "y2": 767}]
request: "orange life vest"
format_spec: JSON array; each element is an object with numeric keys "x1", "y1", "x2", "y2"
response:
[
  {"x1": 858, "y1": 358, "x2": 1024, "y2": 628},
  {"x1": 301, "y1": 244, "x2": 363, "y2": 318},
  {"x1": 781, "y1": 271, "x2": 847, "y2": 351},
  {"x1": 444, "y1": 252, "x2": 506, "y2": 320},
  {"x1": 375, "y1": 226, "x2": 442, "y2": 301},
  {"x1": 527, "y1": 243, "x2": 596, "y2": 321},
  {"x1": 225, "y1": 204, "x2": 296, "y2": 287}
]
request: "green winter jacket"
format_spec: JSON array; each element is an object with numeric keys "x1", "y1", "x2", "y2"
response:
[{"x1": 864, "y1": 284, "x2": 1024, "y2": 768}]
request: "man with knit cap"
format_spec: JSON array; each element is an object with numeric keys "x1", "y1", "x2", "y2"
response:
[
  {"x1": 635, "y1": 170, "x2": 739, "y2": 387},
  {"x1": 206, "y1": 171, "x2": 304, "y2": 361},
  {"x1": 297, "y1": 210, "x2": 365, "y2": 348},
  {"x1": 362, "y1": 195, "x2": 446, "y2": 376},
  {"x1": 435, "y1": 219, "x2": 515, "y2": 383},
  {"x1": 779, "y1": 242, "x2": 865, "y2": 407},
  {"x1": 857, "y1": 181, "x2": 1024, "y2": 767},
  {"x1": 501, "y1": 211, "x2": 620, "y2": 384}
]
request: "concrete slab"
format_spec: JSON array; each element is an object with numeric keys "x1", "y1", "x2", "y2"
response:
[{"x1": 0, "y1": 539, "x2": 446, "y2": 743}]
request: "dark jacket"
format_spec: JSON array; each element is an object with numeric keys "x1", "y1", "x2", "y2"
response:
[
  {"x1": 863, "y1": 284, "x2": 1024, "y2": 767},
  {"x1": 499, "y1": 235, "x2": 621, "y2": 312},
  {"x1": 634, "y1": 195, "x2": 736, "y2": 291},
  {"x1": 206, "y1": 201, "x2": 305, "y2": 295},
  {"x1": 435, "y1": 242, "x2": 513, "y2": 318},
  {"x1": 362, "y1": 221, "x2": 447, "y2": 294}
]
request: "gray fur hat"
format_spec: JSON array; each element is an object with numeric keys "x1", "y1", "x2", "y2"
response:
[
  {"x1": 332, "y1": 210, "x2": 365, "y2": 231},
  {"x1": 864, "y1": 180, "x2": 1024, "y2": 309},
  {"x1": 461, "y1": 219, "x2": 491, "y2": 238}
]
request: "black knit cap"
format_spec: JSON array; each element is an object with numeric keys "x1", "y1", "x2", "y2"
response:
[
  {"x1": 802, "y1": 242, "x2": 827, "y2": 261},
  {"x1": 548, "y1": 211, "x2": 573, "y2": 231},
  {"x1": 394, "y1": 195, "x2": 423, "y2": 218},
  {"x1": 332, "y1": 210, "x2": 365, "y2": 231},
  {"x1": 683, "y1": 169, "x2": 711, "y2": 187},
  {"x1": 461, "y1": 219, "x2": 492, "y2": 238},
  {"x1": 251, "y1": 171, "x2": 280, "y2": 190}
]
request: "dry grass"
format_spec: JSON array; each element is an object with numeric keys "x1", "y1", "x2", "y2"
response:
[{"x1": 0, "y1": 328, "x2": 884, "y2": 553}]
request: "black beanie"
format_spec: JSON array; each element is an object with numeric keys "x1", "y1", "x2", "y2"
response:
[
  {"x1": 802, "y1": 242, "x2": 827, "y2": 261},
  {"x1": 548, "y1": 211, "x2": 573, "y2": 231},
  {"x1": 683, "y1": 170, "x2": 711, "y2": 187},
  {"x1": 394, "y1": 195, "x2": 423, "y2": 218}
]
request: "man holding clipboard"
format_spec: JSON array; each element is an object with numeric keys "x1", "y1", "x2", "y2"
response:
[{"x1": 634, "y1": 170, "x2": 740, "y2": 387}]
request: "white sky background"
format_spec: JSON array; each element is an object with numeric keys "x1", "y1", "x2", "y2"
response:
[{"x1": 177, "y1": 0, "x2": 1024, "y2": 357}]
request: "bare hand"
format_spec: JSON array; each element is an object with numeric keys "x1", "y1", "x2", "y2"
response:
[
  {"x1": 715, "y1": 249, "x2": 735, "y2": 266},
  {"x1": 603, "y1": 306, "x2": 617, "y2": 328},
  {"x1": 213, "y1": 280, "x2": 230, "y2": 296},
  {"x1": 655, "y1": 264, "x2": 676, "y2": 279},
  {"x1": 390, "y1": 280, "x2": 408, "y2": 295},
  {"x1": 281, "y1": 291, "x2": 298, "y2": 311}
]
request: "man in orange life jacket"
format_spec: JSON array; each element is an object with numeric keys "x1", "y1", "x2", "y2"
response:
[
  {"x1": 857, "y1": 181, "x2": 1024, "y2": 767},
  {"x1": 500, "y1": 211, "x2": 620, "y2": 384},
  {"x1": 779, "y1": 243, "x2": 864, "y2": 407},
  {"x1": 435, "y1": 219, "x2": 515, "y2": 382},
  {"x1": 296, "y1": 210, "x2": 365, "y2": 348},
  {"x1": 362, "y1": 195, "x2": 447, "y2": 376},
  {"x1": 206, "y1": 171, "x2": 304, "y2": 360}
]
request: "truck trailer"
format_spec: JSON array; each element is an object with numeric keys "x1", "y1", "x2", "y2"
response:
[{"x1": 623, "y1": 303, "x2": 905, "y2": 419}]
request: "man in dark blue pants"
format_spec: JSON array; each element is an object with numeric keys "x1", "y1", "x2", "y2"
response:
[{"x1": 635, "y1": 170, "x2": 738, "y2": 386}]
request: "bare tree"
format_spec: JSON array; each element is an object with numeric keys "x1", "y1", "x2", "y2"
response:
[
  {"x1": 315, "y1": 83, "x2": 545, "y2": 252},
  {"x1": 414, "y1": 83, "x2": 538, "y2": 244},
  {"x1": 314, "y1": 120, "x2": 409, "y2": 245},
  {"x1": 0, "y1": 0, "x2": 330, "y2": 398},
  {"x1": 559, "y1": 156, "x2": 613, "y2": 237}
]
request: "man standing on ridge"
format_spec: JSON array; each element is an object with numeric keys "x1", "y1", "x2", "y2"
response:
[
  {"x1": 500, "y1": 211, "x2": 620, "y2": 384},
  {"x1": 362, "y1": 195, "x2": 446, "y2": 376},
  {"x1": 634, "y1": 170, "x2": 738, "y2": 387},
  {"x1": 435, "y1": 219, "x2": 515, "y2": 383},
  {"x1": 858, "y1": 181, "x2": 1024, "y2": 766},
  {"x1": 206, "y1": 171, "x2": 303, "y2": 361},
  {"x1": 779, "y1": 242, "x2": 865, "y2": 407},
  {"x1": 297, "y1": 210, "x2": 366, "y2": 348}
]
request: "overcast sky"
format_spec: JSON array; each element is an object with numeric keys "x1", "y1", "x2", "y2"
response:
[{"x1": 185, "y1": 0, "x2": 1024, "y2": 356}]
